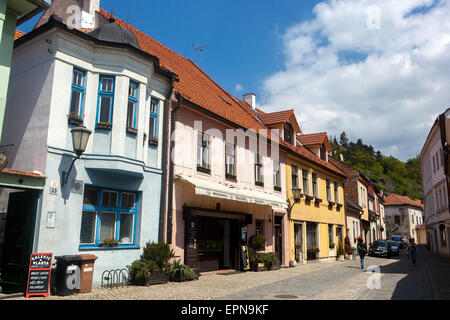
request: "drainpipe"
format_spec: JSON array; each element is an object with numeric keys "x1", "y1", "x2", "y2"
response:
[
  {"x1": 163, "y1": 92, "x2": 183, "y2": 244},
  {"x1": 158, "y1": 79, "x2": 175, "y2": 243}
]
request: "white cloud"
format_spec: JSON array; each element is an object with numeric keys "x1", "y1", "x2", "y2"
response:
[
  {"x1": 260, "y1": 0, "x2": 450, "y2": 160},
  {"x1": 235, "y1": 83, "x2": 243, "y2": 92}
]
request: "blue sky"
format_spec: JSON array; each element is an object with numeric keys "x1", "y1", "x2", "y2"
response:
[{"x1": 18, "y1": 0, "x2": 450, "y2": 161}]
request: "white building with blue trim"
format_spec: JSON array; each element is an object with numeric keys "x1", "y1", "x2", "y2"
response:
[{"x1": 1, "y1": 14, "x2": 176, "y2": 288}]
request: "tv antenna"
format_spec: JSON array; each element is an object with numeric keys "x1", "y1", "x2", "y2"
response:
[{"x1": 192, "y1": 42, "x2": 207, "y2": 67}]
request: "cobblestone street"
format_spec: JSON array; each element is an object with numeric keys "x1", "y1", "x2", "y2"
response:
[{"x1": 1, "y1": 246, "x2": 449, "y2": 300}]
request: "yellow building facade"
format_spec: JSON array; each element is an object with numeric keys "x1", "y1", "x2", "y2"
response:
[{"x1": 286, "y1": 152, "x2": 347, "y2": 263}]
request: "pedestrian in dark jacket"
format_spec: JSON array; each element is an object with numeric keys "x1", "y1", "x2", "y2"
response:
[
  {"x1": 357, "y1": 237, "x2": 367, "y2": 269},
  {"x1": 407, "y1": 238, "x2": 417, "y2": 266}
]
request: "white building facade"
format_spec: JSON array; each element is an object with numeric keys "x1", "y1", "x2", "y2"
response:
[{"x1": 420, "y1": 109, "x2": 450, "y2": 258}]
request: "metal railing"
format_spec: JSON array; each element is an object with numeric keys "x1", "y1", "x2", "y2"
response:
[{"x1": 101, "y1": 269, "x2": 130, "y2": 289}]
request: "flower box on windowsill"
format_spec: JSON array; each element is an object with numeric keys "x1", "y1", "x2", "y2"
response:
[
  {"x1": 274, "y1": 186, "x2": 282, "y2": 192},
  {"x1": 96, "y1": 122, "x2": 112, "y2": 130},
  {"x1": 225, "y1": 173, "x2": 236, "y2": 180},
  {"x1": 314, "y1": 197, "x2": 323, "y2": 205},
  {"x1": 148, "y1": 136, "x2": 158, "y2": 147},
  {"x1": 99, "y1": 238, "x2": 119, "y2": 248},
  {"x1": 255, "y1": 181, "x2": 264, "y2": 187},
  {"x1": 336, "y1": 203, "x2": 343, "y2": 210},
  {"x1": 127, "y1": 127, "x2": 138, "y2": 135},
  {"x1": 305, "y1": 194, "x2": 314, "y2": 201},
  {"x1": 68, "y1": 118, "x2": 84, "y2": 125},
  {"x1": 197, "y1": 166, "x2": 211, "y2": 174}
]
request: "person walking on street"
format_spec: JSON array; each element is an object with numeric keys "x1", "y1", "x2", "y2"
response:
[
  {"x1": 408, "y1": 238, "x2": 417, "y2": 266},
  {"x1": 357, "y1": 237, "x2": 367, "y2": 270}
]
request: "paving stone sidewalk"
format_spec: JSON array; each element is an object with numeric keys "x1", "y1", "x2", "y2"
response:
[{"x1": 1, "y1": 246, "x2": 448, "y2": 300}]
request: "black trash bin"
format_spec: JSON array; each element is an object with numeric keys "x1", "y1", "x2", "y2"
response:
[{"x1": 54, "y1": 255, "x2": 82, "y2": 296}]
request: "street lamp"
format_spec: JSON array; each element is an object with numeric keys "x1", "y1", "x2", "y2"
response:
[
  {"x1": 287, "y1": 187, "x2": 303, "y2": 219},
  {"x1": 62, "y1": 126, "x2": 92, "y2": 186}
]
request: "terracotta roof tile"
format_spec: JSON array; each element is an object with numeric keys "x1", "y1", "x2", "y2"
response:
[
  {"x1": 92, "y1": 9, "x2": 344, "y2": 178},
  {"x1": 384, "y1": 193, "x2": 423, "y2": 209},
  {"x1": 2, "y1": 168, "x2": 45, "y2": 178},
  {"x1": 297, "y1": 132, "x2": 331, "y2": 150},
  {"x1": 14, "y1": 30, "x2": 25, "y2": 40}
]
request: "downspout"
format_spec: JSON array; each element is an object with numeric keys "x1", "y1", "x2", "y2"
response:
[
  {"x1": 158, "y1": 79, "x2": 175, "y2": 243},
  {"x1": 165, "y1": 93, "x2": 183, "y2": 244}
]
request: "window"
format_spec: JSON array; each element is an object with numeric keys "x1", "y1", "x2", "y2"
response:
[
  {"x1": 149, "y1": 98, "x2": 158, "y2": 138},
  {"x1": 334, "y1": 182, "x2": 339, "y2": 203},
  {"x1": 80, "y1": 187, "x2": 138, "y2": 247},
  {"x1": 291, "y1": 165, "x2": 298, "y2": 188},
  {"x1": 197, "y1": 131, "x2": 210, "y2": 170},
  {"x1": 225, "y1": 141, "x2": 236, "y2": 177},
  {"x1": 440, "y1": 227, "x2": 447, "y2": 247},
  {"x1": 320, "y1": 145, "x2": 327, "y2": 161},
  {"x1": 328, "y1": 224, "x2": 334, "y2": 246},
  {"x1": 433, "y1": 155, "x2": 436, "y2": 173},
  {"x1": 302, "y1": 169, "x2": 310, "y2": 195},
  {"x1": 326, "y1": 179, "x2": 331, "y2": 201},
  {"x1": 284, "y1": 123, "x2": 293, "y2": 144},
  {"x1": 273, "y1": 160, "x2": 280, "y2": 188},
  {"x1": 436, "y1": 152, "x2": 440, "y2": 170},
  {"x1": 70, "y1": 68, "x2": 86, "y2": 117},
  {"x1": 312, "y1": 173, "x2": 318, "y2": 197},
  {"x1": 306, "y1": 222, "x2": 317, "y2": 247},
  {"x1": 255, "y1": 153, "x2": 263, "y2": 184},
  {"x1": 395, "y1": 215, "x2": 400, "y2": 224},
  {"x1": 97, "y1": 75, "x2": 115, "y2": 124},
  {"x1": 360, "y1": 186, "x2": 366, "y2": 207},
  {"x1": 127, "y1": 81, "x2": 138, "y2": 129},
  {"x1": 256, "y1": 219, "x2": 265, "y2": 236}
]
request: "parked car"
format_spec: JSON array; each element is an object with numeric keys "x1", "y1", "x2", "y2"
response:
[
  {"x1": 387, "y1": 240, "x2": 400, "y2": 256},
  {"x1": 369, "y1": 241, "x2": 391, "y2": 257},
  {"x1": 391, "y1": 235, "x2": 406, "y2": 249}
]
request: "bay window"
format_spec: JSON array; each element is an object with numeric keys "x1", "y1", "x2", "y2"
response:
[
  {"x1": 127, "y1": 81, "x2": 138, "y2": 130},
  {"x1": 97, "y1": 75, "x2": 115, "y2": 126},
  {"x1": 69, "y1": 68, "x2": 86, "y2": 119}
]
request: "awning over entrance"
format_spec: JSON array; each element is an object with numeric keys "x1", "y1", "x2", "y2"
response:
[{"x1": 175, "y1": 174, "x2": 288, "y2": 210}]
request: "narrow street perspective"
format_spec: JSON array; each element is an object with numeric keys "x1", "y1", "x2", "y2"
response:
[{"x1": 1, "y1": 246, "x2": 448, "y2": 300}]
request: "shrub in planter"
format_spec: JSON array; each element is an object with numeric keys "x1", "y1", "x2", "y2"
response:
[
  {"x1": 169, "y1": 259, "x2": 197, "y2": 282},
  {"x1": 329, "y1": 243, "x2": 335, "y2": 249},
  {"x1": 257, "y1": 252, "x2": 278, "y2": 270},
  {"x1": 128, "y1": 259, "x2": 159, "y2": 285},
  {"x1": 143, "y1": 242, "x2": 175, "y2": 272},
  {"x1": 248, "y1": 234, "x2": 267, "y2": 270},
  {"x1": 306, "y1": 246, "x2": 319, "y2": 260}
]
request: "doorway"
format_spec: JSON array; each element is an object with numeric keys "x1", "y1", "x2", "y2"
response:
[
  {"x1": 0, "y1": 189, "x2": 40, "y2": 293},
  {"x1": 294, "y1": 222, "x2": 303, "y2": 263},
  {"x1": 274, "y1": 216, "x2": 283, "y2": 264}
]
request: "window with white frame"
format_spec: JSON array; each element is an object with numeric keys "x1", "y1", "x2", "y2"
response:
[
  {"x1": 273, "y1": 160, "x2": 281, "y2": 189},
  {"x1": 302, "y1": 169, "x2": 310, "y2": 195},
  {"x1": 326, "y1": 179, "x2": 331, "y2": 201},
  {"x1": 291, "y1": 165, "x2": 298, "y2": 188},
  {"x1": 255, "y1": 153, "x2": 264, "y2": 184},
  {"x1": 312, "y1": 173, "x2": 319, "y2": 198},
  {"x1": 334, "y1": 182, "x2": 339, "y2": 203},
  {"x1": 80, "y1": 187, "x2": 137, "y2": 247},
  {"x1": 225, "y1": 141, "x2": 236, "y2": 177},
  {"x1": 197, "y1": 131, "x2": 210, "y2": 171}
]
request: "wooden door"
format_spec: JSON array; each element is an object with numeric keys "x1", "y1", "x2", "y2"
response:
[{"x1": 274, "y1": 216, "x2": 282, "y2": 263}]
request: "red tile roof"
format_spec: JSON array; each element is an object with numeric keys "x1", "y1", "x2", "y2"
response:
[
  {"x1": 297, "y1": 132, "x2": 332, "y2": 150},
  {"x1": 1, "y1": 168, "x2": 45, "y2": 178},
  {"x1": 384, "y1": 193, "x2": 423, "y2": 209},
  {"x1": 14, "y1": 30, "x2": 25, "y2": 40},
  {"x1": 256, "y1": 109, "x2": 301, "y2": 133}
]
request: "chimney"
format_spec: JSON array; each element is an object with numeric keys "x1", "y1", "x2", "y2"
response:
[
  {"x1": 81, "y1": 0, "x2": 100, "y2": 29},
  {"x1": 243, "y1": 93, "x2": 256, "y2": 109}
]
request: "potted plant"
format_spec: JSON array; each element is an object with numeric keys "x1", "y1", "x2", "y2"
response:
[
  {"x1": 128, "y1": 259, "x2": 159, "y2": 286},
  {"x1": 306, "y1": 246, "x2": 319, "y2": 260},
  {"x1": 248, "y1": 234, "x2": 267, "y2": 271},
  {"x1": 329, "y1": 243, "x2": 335, "y2": 250},
  {"x1": 149, "y1": 136, "x2": 158, "y2": 146},
  {"x1": 344, "y1": 236, "x2": 353, "y2": 260},
  {"x1": 337, "y1": 241, "x2": 345, "y2": 261},
  {"x1": 100, "y1": 237, "x2": 119, "y2": 247},
  {"x1": 67, "y1": 112, "x2": 84, "y2": 125},
  {"x1": 168, "y1": 259, "x2": 198, "y2": 282},
  {"x1": 257, "y1": 252, "x2": 279, "y2": 271},
  {"x1": 96, "y1": 121, "x2": 112, "y2": 130}
]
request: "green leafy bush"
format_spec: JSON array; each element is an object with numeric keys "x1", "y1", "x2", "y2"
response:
[
  {"x1": 128, "y1": 259, "x2": 159, "y2": 283},
  {"x1": 169, "y1": 259, "x2": 196, "y2": 282},
  {"x1": 143, "y1": 242, "x2": 175, "y2": 272},
  {"x1": 257, "y1": 252, "x2": 278, "y2": 270},
  {"x1": 337, "y1": 241, "x2": 345, "y2": 256}
]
